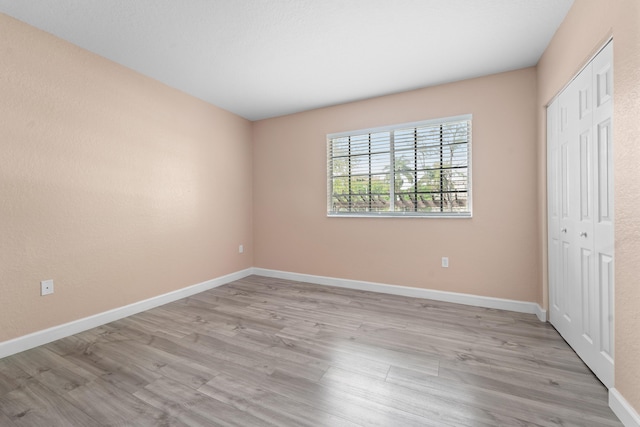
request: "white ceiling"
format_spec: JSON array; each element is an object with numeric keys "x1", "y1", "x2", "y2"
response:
[{"x1": 1, "y1": 0, "x2": 573, "y2": 121}]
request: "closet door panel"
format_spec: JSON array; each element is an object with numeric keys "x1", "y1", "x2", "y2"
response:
[
  {"x1": 547, "y1": 100, "x2": 562, "y2": 323},
  {"x1": 591, "y1": 42, "x2": 614, "y2": 387}
]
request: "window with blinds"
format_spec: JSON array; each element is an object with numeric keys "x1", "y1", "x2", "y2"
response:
[{"x1": 327, "y1": 115, "x2": 472, "y2": 217}]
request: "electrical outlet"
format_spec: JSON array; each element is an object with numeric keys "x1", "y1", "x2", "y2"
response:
[
  {"x1": 239, "y1": 244, "x2": 244, "y2": 254},
  {"x1": 441, "y1": 257, "x2": 449, "y2": 268},
  {"x1": 41, "y1": 279, "x2": 54, "y2": 296}
]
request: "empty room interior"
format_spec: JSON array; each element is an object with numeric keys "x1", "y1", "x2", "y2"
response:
[{"x1": 1, "y1": 1, "x2": 639, "y2": 426}]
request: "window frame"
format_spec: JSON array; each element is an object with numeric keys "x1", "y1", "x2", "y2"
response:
[{"x1": 327, "y1": 114, "x2": 472, "y2": 218}]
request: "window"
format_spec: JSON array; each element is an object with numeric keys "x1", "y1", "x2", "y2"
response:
[{"x1": 327, "y1": 115, "x2": 471, "y2": 217}]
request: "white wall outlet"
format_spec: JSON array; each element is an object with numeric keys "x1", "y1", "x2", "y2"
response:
[
  {"x1": 239, "y1": 244, "x2": 244, "y2": 254},
  {"x1": 441, "y1": 257, "x2": 449, "y2": 268},
  {"x1": 41, "y1": 279, "x2": 54, "y2": 296}
]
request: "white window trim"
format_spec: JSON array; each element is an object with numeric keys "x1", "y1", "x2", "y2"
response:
[{"x1": 327, "y1": 114, "x2": 473, "y2": 218}]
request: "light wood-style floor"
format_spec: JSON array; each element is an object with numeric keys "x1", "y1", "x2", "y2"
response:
[{"x1": 0, "y1": 275, "x2": 622, "y2": 426}]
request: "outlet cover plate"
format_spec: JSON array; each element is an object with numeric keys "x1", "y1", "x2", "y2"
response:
[{"x1": 41, "y1": 279, "x2": 54, "y2": 296}]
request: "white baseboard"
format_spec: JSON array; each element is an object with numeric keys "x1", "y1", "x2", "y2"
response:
[
  {"x1": 252, "y1": 268, "x2": 547, "y2": 321},
  {"x1": 610, "y1": 388, "x2": 640, "y2": 427},
  {"x1": 0, "y1": 268, "x2": 253, "y2": 359},
  {"x1": 535, "y1": 304, "x2": 548, "y2": 322}
]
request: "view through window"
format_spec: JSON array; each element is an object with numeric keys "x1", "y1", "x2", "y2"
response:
[{"x1": 327, "y1": 115, "x2": 472, "y2": 217}]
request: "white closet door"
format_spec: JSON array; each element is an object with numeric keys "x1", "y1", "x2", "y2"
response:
[
  {"x1": 547, "y1": 41, "x2": 613, "y2": 388},
  {"x1": 591, "y1": 41, "x2": 614, "y2": 382}
]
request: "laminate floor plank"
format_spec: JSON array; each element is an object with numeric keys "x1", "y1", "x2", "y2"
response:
[
  {"x1": 134, "y1": 376, "x2": 271, "y2": 427},
  {"x1": 183, "y1": 332, "x2": 329, "y2": 382},
  {"x1": 436, "y1": 364, "x2": 613, "y2": 416},
  {"x1": 319, "y1": 365, "x2": 527, "y2": 427},
  {"x1": 0, "y1": 275, "x2": 622, "y2": 426},
  {"x1": 63, "y1": 378, "x2": 175, "y2": 427},
  {"x1": 202, "y1": 367, "x2": 431, "y2": 427},
  {"x1": 0, "y1": 409, "x2": 17, "y2": 427},
  {"x1": 439, "y1": 356, "x2": 609, "y2": 402},
  {"x1": 386, "y1": 365, "x2": 620, "y2": 427},
  {"x1": 0, "y1": 360, "x2": 31, "y2": 399},
  {"x1": 1, "y1": 353, "x2": 93, "y2": 398},
  {"x1": 0, "y1": 379, "x2": 100, "y2": 427},
  {"x1": 269, "y1": 333, "x2": 441, "y2": 378},
  {"x1": 198, "y1": 372, "x2": 359, "y2": 427}
]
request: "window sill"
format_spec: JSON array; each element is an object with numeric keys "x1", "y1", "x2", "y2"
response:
[{"x1": 327, "y1": 212, "x2": 472, "y2": 219}]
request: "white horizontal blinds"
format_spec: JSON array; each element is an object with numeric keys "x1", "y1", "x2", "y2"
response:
[
  {"x1": 394, "y1": 119, "x2": 470, "y2": 213},
  {"x1": 329, "y1": 132, "x2": 392, "y2": 213},
  {"x1": 328, "y1": 116, "x2": 471, "y2": 216}
]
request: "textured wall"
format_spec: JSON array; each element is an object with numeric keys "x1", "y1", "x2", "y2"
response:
[
  {"x1": 253, "y1": 68, "x2": 539, "y2": 303},
  {"x1": 537, "y1": 0, "x2": 640, "y2": 414},
  {"x1": 0, "y1": 14, "x2": 253, "y2": 342}
]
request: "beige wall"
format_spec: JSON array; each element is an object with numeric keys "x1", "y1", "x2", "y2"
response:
[
  {"x1": 537, "y1": 0, "x2": 640, "y2": 413},
  {"x1": 253, "y1": 68, "x2": 539, "y2": 302},
  {"x1": 0, "y1": 14, "x2": 253, "y2": 343}
]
